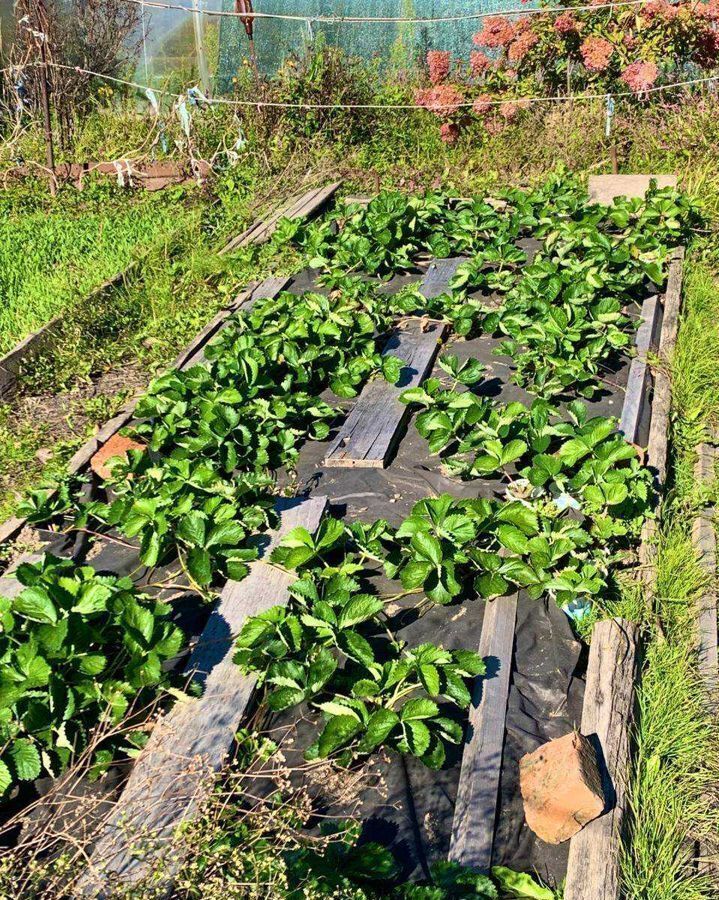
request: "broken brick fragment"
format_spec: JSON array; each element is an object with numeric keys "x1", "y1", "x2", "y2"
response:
[
  {"x1": 519, "y1": 731, "x2": 606, "y2": 844},
  {"x1": 90, "y1": 433, "x2": 145, "y2": 481}
]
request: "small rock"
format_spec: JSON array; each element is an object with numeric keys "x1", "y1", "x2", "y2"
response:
[
  {"x1": 90, "y1": 433, "x2": 145, "y2": 481},
  {"x1": 519, "y1": 731, "x2": 606, "y2": 844}
]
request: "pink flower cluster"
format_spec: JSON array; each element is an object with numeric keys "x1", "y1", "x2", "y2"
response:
[
  {"x1": 508, "y1": 29, "x2": 539, "y2": 62},
  {"x1": 440, "y1": 122, "x2": 460, "y2": 144},
  {"x1": 473, "y1": 16, "x2": 516, "y2": 48},
  {"x1": 427, "y1": 50, "x2": 451, "y2": 85},
  {"x1": 641, "y1": 0, "x2": 679, "y2": 21},
  {"x1": 620, "y1": 60, "x2": 659, "y2": 93},
  {"x1": 472, "y1": 94, "x2": 493, "y2": 116},
  {"x1": 696, "y1": 0, "x2": 719, "y2": 19},
  {"x1": 580, "y1": 35, "x2": 614, "y2": 71},
  {"x1": 415, "y1": 84, "x2": 464, "y2": 119},
  {"x1": 554, "y1": 11, "x2": 579, "y2": 34},
  {"x1": 470, "y1": 50, "x2": 491, "y2": 76}
]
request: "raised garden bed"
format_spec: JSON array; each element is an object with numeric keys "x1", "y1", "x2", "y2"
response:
[{"x1": 0, "y1": 174, "x2": 695, "y2": 898}]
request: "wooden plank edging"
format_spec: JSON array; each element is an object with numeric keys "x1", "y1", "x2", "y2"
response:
[
  {"x1": 619, "y1": 293, "x2": 663, "y2": 446},
  {"x1": 448, "y1": 593, "x2": 518, "y2": 872},
  {"x1": 76, "y1": 494, "x2": 328, "y2": 895},
  {"x1": 644, "y1": 247, "x2": 686, "y2": 485},
  {"x1": 564, "y1": 618, "x2": 640, "y2": 900},
  {"x1": 219, "y1": 181, "x2": 342, "y2": 255}
]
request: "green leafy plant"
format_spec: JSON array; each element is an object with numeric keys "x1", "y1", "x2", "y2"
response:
[
  {"x1": 235, "y1": 520, "x2": 485, "y2": 769},
  {"x1": 0, "y1": 555, "x2": 183, "y2": 795}
]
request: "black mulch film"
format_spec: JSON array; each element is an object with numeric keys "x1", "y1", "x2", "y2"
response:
[
  {"x1": 14, "y1": 251, "x2": 659, "y2": 887},
  {"x1": 260, "y1": 260, "x2": 655, "y2": 883}
]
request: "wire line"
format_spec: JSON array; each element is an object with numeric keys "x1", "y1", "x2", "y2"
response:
[
  {"x1": 33, "y1": 61, "x2": 719, "y2": 110},
  {"x1": 116, "y1": 0, "x2": 660, "y2": 23}
]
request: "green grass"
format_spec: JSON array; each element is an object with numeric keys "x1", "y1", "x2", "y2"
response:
[
  {"x1": 0, "y1": 179, "x2": 198, "y2": 354},
  {"x1": 0, "y1": 171, "x2": 304, "y2": 523},
  {"x1": 618, "y1": 257, "x2": 719, "y2": 899}
]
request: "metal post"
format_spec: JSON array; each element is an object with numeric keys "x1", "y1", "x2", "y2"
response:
[{"x1": 192, "y1": 0, "x2": 211, "y2": 96}]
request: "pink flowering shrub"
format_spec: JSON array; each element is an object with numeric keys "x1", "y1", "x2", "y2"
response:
[
  {"x1": 580, "y1": 36, "x2": 614, "y2": 71},
  {"x1": 621, "y1": 60, "x2": 659, "y2": 93},
  {"x1": 418, "y1": 0, "x2": 719, "y2": 141},
  {"x1": 415, "y1": 84, "x2": 464, "y2": 118},
  {"x1": 470, "y1": 50, "x2": 491, "y2": 76},
  {"x1": 473, "y1": 16, "x2": 516, "y2": 48},
  {"x1": 427, "y1": 50, "x2": 451, "y2": 85}
]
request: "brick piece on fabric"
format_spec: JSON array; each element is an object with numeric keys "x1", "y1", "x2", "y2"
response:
[
  {"x1": 519, "y1": 731, "x2": 605, "y2": 844},
  {"x1": 90, "y1": 433, "x2": 145, "y2": 481}
]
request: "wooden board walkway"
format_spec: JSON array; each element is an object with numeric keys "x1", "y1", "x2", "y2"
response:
[
  {"x1": 219, "y1": 182, "x2": 341, "y2": 255},
  {"x1": 77, "y1": 494, "x2": 328, "y2": 896},
  {"x1": 588, "y1": 174, "x2": 678, "y2": 206},
  {"x1": 619, "y1": 293, "x2": 662, "y2": 446},
  {"x1": 564, "y1": 618, "x2": 640, "y2": 900},
  {"x1": 323, "y1": 259, "x2": 457, "y2": 468},
  {"x1": 324, "y1": 317, "x2": 446, "y2": 468},
  {"x1": 419, "y1": 257, "x2": 464, "y2": 299},
  {"x1": 448, "y1": 593, "x2": 518, "y2": 872}
]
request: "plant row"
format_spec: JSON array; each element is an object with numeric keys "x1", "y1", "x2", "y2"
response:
[{"x1": 0, "y1": 175, "x2": 694, "y2": 795}]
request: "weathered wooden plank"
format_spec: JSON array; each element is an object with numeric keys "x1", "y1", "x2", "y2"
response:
[
  {"x1": 242, "y1": 274, "x2": 293, "y2": 311},
  {"x1": 420, "y1": 257, "x2": 464, "y2": 299},
  {"x1": 0, "y1": 551, "x2": 46, "y2": 599},
  {"x1": 619, "y1": 294, "x2": 662, "y2": 445},
  {"x1": 693, "y1": 445, "x2": 718, "y2": 692},
  {"x1": 645, "y1": 247, "x2": 685, "y2": 485},
  {"x1": 77, "y1": 495, "x2": 328, "y2": 895},
  {"x1": 588, "y1": 174, "x2": 678, "y2": 206},
  {"x1": 324, "y1": 318, "x2": 447, "y2": 468},
  {"x1": 565, "y1": 618, "x2": 640, "y2": 900},
  {"x1": 219, "y1": 181, "x2": 341, "y2": 255},
  {"x1": 449, "y1": 593, "x2": 518, "y2": 872}
]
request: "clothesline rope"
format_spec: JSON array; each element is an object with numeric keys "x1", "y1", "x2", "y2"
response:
[
  {"x1": 114, "y1": 0, "x2": 675, "y2": 23},
  {"x1": 11, "y1": 61, "x2": 718, "y2": 110}
]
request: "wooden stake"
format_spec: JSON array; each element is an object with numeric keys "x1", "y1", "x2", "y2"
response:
[{"x1": 36, "y1": 0, "x2": 55, "y2": 195}]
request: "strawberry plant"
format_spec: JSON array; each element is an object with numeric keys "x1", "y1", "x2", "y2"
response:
[
  {"x1": 235, "y1": 522, "x2": 485, "y2": 769},
  {"x1": 67, "y1": 279, "x2": 409, "y2": 586},
  {"x1": 0, "y1": 555, "x2": 183, "y2": 795}
]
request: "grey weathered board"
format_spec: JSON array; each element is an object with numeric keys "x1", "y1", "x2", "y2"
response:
[
  {"x1": 77, "y1": 495, "x2": 328, "y2": 895},
  {"x1": 638, "y1": 248, "x2": 685, "y2": 580},
  {"x1": 419, "y1": 257, "x2": 464, "y2": 299},
  {"x1": 219, "y1": 182, "x2": 341, "y2": 255},
  {"x1": 324, "y1": 318, "x2": 447, "y2": 468},
  {"x1": 619, "y1": 293, "x2": 662, "y2": 445},
  {"x1": 644, "y1": 248, "x2": 685, "y2": 484},
  {"x1": 448, "y1": 593, "x2": 518, "y2": 871},
  {"x1": 587, "y1": 174, "x2": 678, "y2": 206},
  {"x1": 564, "y1": 618, "x2": 640, "y2": 900},
  {"x1": 693, "y1": 444, "x2": 718, "y2": 695}
]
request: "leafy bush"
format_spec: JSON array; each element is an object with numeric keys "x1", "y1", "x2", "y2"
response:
[
  {"x1": 414, "y1": 0, "x2": 719, "y2": 140},
  {"x1": 0, "y1": 555, "x2": 183, "y2": 794}
]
